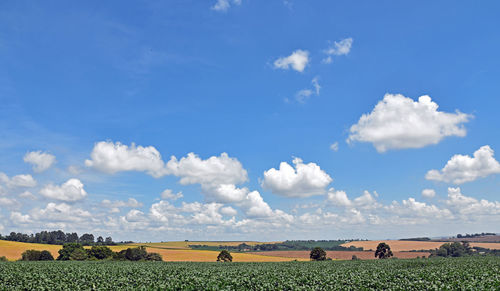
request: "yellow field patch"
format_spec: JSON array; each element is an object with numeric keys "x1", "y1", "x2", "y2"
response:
[
  {"x1": 126, "y1": 241, "x2": 281, "y2": 250},
  {"x1": 341, "y1": 240, "x2": 500, "y2": 251},
  {"x1": 140, "y1": 248, "x2": 306, "y2": 262},
  {"x1": 0, "y1": 240, "x2": 61, "y2": 261}
]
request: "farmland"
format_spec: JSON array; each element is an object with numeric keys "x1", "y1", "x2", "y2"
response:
[
  {"x1": 341, "y1": 240, "x2": 500, "y2": 252},
  {"x1": 1, "y1": 257, "x2": 499, "y2": 289},
  {"x1": 0, "y1": 240, "x2": 302, "y2": 262},
  {"x1": 248, "y1": 250, "x2": 430, "y2": 260}
]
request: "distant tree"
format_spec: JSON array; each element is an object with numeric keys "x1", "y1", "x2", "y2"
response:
[
  {"x1": 69, "y1": 248, "x2": 88, "y2": 261},
  {"x1": 105, "y1": 237, "x2": 113, "y2": 245},
  {"x1": 21, "y1": 250, "x2": 42, "y2": 261},
  {"x1": 66, "y1": 233, "x2": 79, "y2": 243},
  {"x1": 217, "y1": 250, "x2": 233, "y2": 262},
  {"x1": 310, "y1": 247, "x2": 327, "y2": 261},
  {"x1": 431, "y1": 242, "x2": 472, "y2": 258},
  {"x1": 39, "y1": 250, "x2": 54, "y2": 261},
  {"x1": 96, "y1": 236, "x2": 104, "y2": 244},
  {"x1": 145, "y1": 252, "x2": 163, "y2": 261},
  {"x1": 375, "y1": 243, "x2": 393, "y2": 259},
  {"x1": 79, "y1": 234, "x2": 94, "y2": 245},
  {"x1": 352, "y1": 255, "x2": 359, "y2": 260},
  {"x1": 58, "y1": 243, "x2": 85, "y2": 260},
  {"x1": 0, "y1": 256, "x2": 7, "y2": 261},
  {"x1": 125, "y1": 246, "x2": 148, "y2": 261},
  {"x1": 88, "y1": 246, "x2": 113, "y2": 260}
]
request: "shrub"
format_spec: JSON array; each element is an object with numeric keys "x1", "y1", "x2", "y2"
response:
[
  {"x1": 146, "y1": 252, "x2": 163, "y2": 261},
  {"x1": 217, "y1": 250, "x2": 232, "y2": 262},
  {"x1": 69, "y1": 248, "x2": 88, "y2": 261},
  {"x1": 88, "y1": 246, "x2": 113, "y2": 260},
  {"x1": 0, "y1": 256, "x2": 8, "y2": 262},
  {"x1": 39, "y1": 250, "x2": 54, "y2": 261},
  {"x1": 21, "y1": 250, "x2": 42, "y2": 261},
  {"x1": 310, "y1": 247, "x2": 327, "y2": 261},
  {"x1": 125, "y1": 246, "x2": 148, "y2": 261},
  {"x1": 352, "y1": 255, "x2": 359, "y2": 260},
  {"x1": 58, "y1": 243, "x2": 85, "y2": 260}
]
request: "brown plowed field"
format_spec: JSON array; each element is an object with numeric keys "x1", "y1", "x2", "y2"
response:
[
  {"x1": 340, "y1": 240, "x2": 500, "y2": 251},
  {"x1": 248, "y1": 251, "x2": 430, "y2": 260}
]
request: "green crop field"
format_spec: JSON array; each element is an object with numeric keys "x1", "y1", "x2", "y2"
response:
[{"x1": 0, "y1": 256, "x2": 499, "y2": 290}]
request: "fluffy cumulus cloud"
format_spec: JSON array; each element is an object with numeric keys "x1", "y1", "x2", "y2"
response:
[
  {"x1": 262, "y1": 158, "x2": 332, "y2": 198},
  {"x1": 39, "y1": 178, "x2": 87, "y2": 202},
  {"x1": 101, "y1": 198, "x2": 143, "y2": 213},
  {"x1": 85, "y1": 141, "x2": 169, "y2": 178},
  {"x1": 10, "y1": 211, "x2": 32, "y2": 224},
  {"x1": 31, "y1": 203, "x2": 93, "y2": 223},
  {"x1": 166, "y1": 152, "x2": 248, "y2": 187},
  {"x1": 421, "y1": 189, "x2": 436, "y2": 198},
  {"x1": 0, "y1": 173, "x2": 37, "y2": 188},
  {"x1": 23, "y1": 151, "x2": 56, "y2": 173},
  {"x1": 322, "y1": 37, "x2": 353, "y2": 64},
  {"x1": 160, "y1": 189, "x2": 183, "y2": 201},
  {"x1": 445, "y1": 187, "x2": 500, "y2": 216},
  {"x1": 347, "y1": 94, "x2": 471, "y2": 152},
  {"x1": 274, "y1": 50, "x2": 309, "y2": 72},
  {"x1": 426, "y1": 145, "x2": 500, "y2": 184},
  {"x1": 212, "y1": 0, "x2": 241, "y2": 12}
]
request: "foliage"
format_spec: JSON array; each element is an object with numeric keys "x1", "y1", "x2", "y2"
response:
[
  {"x1": 430, "y1": 242, "x2": 473, "y2": 258},
  {"x1": 375, "y1": 243, "x2": 393, "y2": 259},
  {"x1": 145, "y1": 252, "x2": 163, "y2": 261},
  {"x1": 0, "y1": 257, "x2": 499, "y2": 289},
  {"x1": 57, "y1": 243, "x2": 85, "y2": 261},
  {"x1": 190, "y1": 240, "x2": 364, "y2": 252},
  {"x1": 20, "y1": 250, "x2": 54, "y2": 261},
  {"x1": 0, "y1": 256, "x2": 7, "y2": 262},
  {"x1": 0, "y1": 230, "x2": 114, "y2": 246},
  {"x1": 88, "y1": 246, "x2": 114, "y2": 260},
  {"x1": 217, "y1": 250, "x2": 233, "y2": 262},
  {"x1": 351, "y1": 255, "x2": 359, "y2": 260},
  {"x1": 310, "y1": 247, "x2": 327, "y2": 261},
  {"x1": 457, "y1": 232, "x2": 496, "y2": 239},
  {"x1": 69, "y1": 248, "x2": 88, "y2": 261}
]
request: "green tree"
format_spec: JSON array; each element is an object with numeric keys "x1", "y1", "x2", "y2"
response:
[
  {"x1": 0, "y1": 256, "x2": 7, "y2": 261},
  {"x1": 375, "y1": 243, "x2": 393, "y2": 259},
  {"x1": 21, "y1": 250, "x2": 41, "y2": 261},
  {"x1": 217, "y1": 250, "x2": 233, "y2": 262},
  {"x1": 58, "y1": 243, "x2": 85, "y2": 260},
  {"x1": 125, "y1": 246, "x2": 148, "y2": 261},
  {"x1": 69, "y1": 248, "x2": 88, "y2": 261},
  {"x1": 146, "y1": 252, "x2": 163, "y2": 261},
  {"x1": 39, "y1": 250, "x2": 54, "y2": 261},
  {"x1": 310, "y1": 247, "x2": 327, "y2": 261},
  {"x1": 88, "y1": 246, "x2": 113, "y2": 260}
]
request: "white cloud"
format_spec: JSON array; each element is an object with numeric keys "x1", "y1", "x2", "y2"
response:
[
  {"x1": 327, "y1": 189, "x2": 352, "y2": 207},
  {"x1": 220, "y1": 206, "x2": 238, "y2": 216},
  {"x1": 19, "y1": 191, "x2": 37, "y2": 200},
  {"x1": 101, "y1": 198, "x2": 143, "y2": 213},
  {"x1": 39, "y1": 178, "x2": 87, "y2": 202},
  {"x1": 322, "y1": 37, "x2": 353, "y2": 63},
  {"x1": 0, "y1": 197, "x2": 18, "y2": 207},
  {"x1": 386, "y1": 198, "x2": 452, "y2": 219},
  {"x1": 262, "y1": 157, "x2": 332, "y2": 198},
  {"x1": 347, "y1": 94, "x2": 471, "y2": 152},
  {"x1": 23, "y1": 151, "x2": 56, "y2": 173},
  {"x1": 160, "y1": 189, "x2": 183, "y2": 201},
  {"x1": 274, "y1": 50, "x2": 309, "y2": 72},
  {"x1": 212, "y1": 0, "x2": 241, "y2": 12},
  {"x1": 426, "y1": 146, "x2": 500, "y2": 184},
  {"x1": 294, "y1": 77, "x2": 321, "y2": 103},
  {"x1": 421, "y1": 189, "x2": 436, "y2": 198},
  {"x1": 10, "y1": 212, "x2": 32, "y2": 224},
  {"x1": 446, "y1": 187, "x2": 500, "y2": 216},
  {"x1": 166, "y1": 152, "x2": 248, "y2": 187},
  {"x1": 0, "y1": 172, "x2": 37, "y2": 188},
  {"x1": 330, "y1": 142, "x2": 339, "y2": 152},
  {"x1": 85, "y1": 141, "x2": 168, "y2": 178},
  {"x1": 210, "y1": 184, "x2": 249, "y2": 203},
  {"x1": 32, "y1": 202, "x2": 93, "y2": 223}
]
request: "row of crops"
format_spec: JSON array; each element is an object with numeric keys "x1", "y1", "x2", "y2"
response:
[{"x1": 0, "y1": 256, "x2": 499, "y2": 289}]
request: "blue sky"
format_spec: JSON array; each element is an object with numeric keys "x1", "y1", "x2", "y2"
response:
[{"x1": 0, "y1": 1, "x2": 499, "y2": 241}]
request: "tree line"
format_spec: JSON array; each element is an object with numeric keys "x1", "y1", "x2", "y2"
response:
[
  {"x1": 20, "y1": 244, "x2": 162, "y2": 261},
  {"x1": 190, "y1": 240, "x2": 364, "y2": 252},
  {"x1": 0, "y1": 230, "x2": 114, "y2": 246}
]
